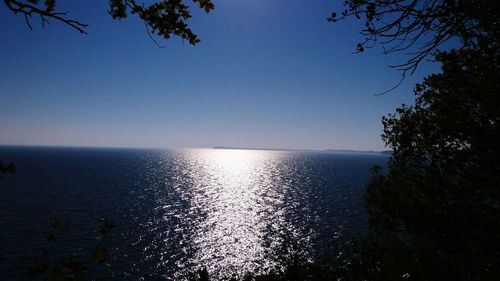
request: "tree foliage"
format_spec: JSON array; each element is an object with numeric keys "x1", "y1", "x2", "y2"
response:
[
  {"x1": 0, "y1": 161, "x2": 15, "y2": 179},
  {"x1": 331, "y1": 0, "x2": 500, "y2": 75},
  {"x1": 28, "y1": 218, "x2": 115, "y2": 281},
  {"x1": 3, "y1": 0, "x2": 214, "y2": 45},
  {"x1": 357, "y1": 47, "x2": 500, "y2": 280},
  {"x1": 330, "y1": 2, "x2": 500, "y2": 278}
]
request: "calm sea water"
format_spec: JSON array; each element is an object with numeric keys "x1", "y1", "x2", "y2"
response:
[{"x1": 0, "y1": 146, "x2": 388, "y2": 280}]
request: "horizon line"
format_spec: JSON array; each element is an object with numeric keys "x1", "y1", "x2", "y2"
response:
[{"x1": 0, "y1": 144, "x2": 391, "y2": 153}]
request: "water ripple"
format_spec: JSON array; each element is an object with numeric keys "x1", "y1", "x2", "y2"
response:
[{"x1": 0, "y1": 147, "x2": 388, "y2": 281}]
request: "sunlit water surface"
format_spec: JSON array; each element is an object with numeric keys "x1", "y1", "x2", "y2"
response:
[{"x1": 0, "y1": 147, "x2": 388, "y2": 280}]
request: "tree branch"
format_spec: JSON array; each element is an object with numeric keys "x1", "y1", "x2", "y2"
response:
[{"x1": 4, "y1": 0, "x2": 88, "y2": 34}]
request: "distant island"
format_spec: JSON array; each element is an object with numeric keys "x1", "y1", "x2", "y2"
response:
[{"x1": 213, "y1": 146, "x2": 392, "y2": 154}]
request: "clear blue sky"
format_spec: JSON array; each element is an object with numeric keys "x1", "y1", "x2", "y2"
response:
[{"x1": 0, "y1": 0, "x2": 438, "y2": 151}]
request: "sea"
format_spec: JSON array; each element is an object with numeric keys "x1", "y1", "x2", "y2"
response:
[{"x1": 0, "y1": 146, "x2": 388, "y2": 280}]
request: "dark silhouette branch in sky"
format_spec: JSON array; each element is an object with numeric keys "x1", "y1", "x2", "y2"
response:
[
  {"x1": 4, "y1": 0, "x2": 88, "y2": 33},
  {"x1": 3, "y1": 0, "x2": 215, "y2": 45},
  {"x1": 331, "y1": 0, "x2": 500, "y2": 76}
]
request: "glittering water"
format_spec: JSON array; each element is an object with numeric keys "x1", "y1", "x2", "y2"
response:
[{"x1": 0, "y1": 147, "x2": 388, "y2": 280}]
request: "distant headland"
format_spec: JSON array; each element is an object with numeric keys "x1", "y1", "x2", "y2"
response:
[{"x1": 213, "y1": 146, "x2": 392, "y2": 154}]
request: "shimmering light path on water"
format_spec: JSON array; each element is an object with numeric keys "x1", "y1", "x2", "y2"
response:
[
  {"x1": 169, "y1": 149, "x2": 305, "y2": 277},
  {"x1": 0, "y1": 147, "x2": 388, "y2": 280}
]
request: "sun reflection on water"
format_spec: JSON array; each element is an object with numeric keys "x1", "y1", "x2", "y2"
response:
[
  {"x1": 0, "y1": 147, "x2": 385, "y2": 281},
  {"x1": 166, "y1": 149, "x2": 304, "y2": 279}
]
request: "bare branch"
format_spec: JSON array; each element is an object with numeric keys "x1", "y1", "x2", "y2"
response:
[
  {"x1": 4, "y1": 0, "x2": 215, "y2": 45},
  {"x1": 331, "y1": 0, "x2": 500, "y2": 77},
  {"x1": 4, "y1": 0, "x2": 88, "y2": 34}
]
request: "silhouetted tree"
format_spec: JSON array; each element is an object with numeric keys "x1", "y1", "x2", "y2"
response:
[
  {"x1": 3, "y1": 0, "x2": 214, "y2": 45},
  {"x1": 331, "y1": 3, "x2": 500, "y2": 279},
  {"x1": 332, "y1": 0, "x2": 500, "y2": 76},
  {"x1": 355, "y1": 46, "x2": 500, "y2": 281}
]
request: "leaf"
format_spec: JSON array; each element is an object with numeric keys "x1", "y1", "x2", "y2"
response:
[
  {"x1": 63, "y1": 258, "x2": 88, "y2": 273},
  {"x1": 99, "y1": 218, "x2": 115, "y2": 235},
  {"x1": 31, "y1": 256, "x2": 47, "y2": 273},
  {"x1": 46, "y1": 234, "x2": 55, "y2": 241},
  {"x1": 44, "y1": 0, "x2": 55, "y2": 12},
  {"x1": 50, "y1": 218, "x2": 69, "y2": 230},
  {"x1": 195, "y1": 0, "x2": 215, "y2": 13},
  {"x1": 92, "y1": 247, "x2": 107, "y2": 263}
]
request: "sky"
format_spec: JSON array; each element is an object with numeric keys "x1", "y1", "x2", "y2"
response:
[{"x1": 0, "y1": 0, "x2": 439, "y2": 151}]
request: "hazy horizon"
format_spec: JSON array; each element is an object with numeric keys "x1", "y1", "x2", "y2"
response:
[{"x1": 0, "y1": 143, "x2": 390, "y2": 153}]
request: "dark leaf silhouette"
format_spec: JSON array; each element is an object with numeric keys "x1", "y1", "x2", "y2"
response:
[
  {"x1": 0, "y1": 161, "x2": 15, "y2": 179},
  {"x1": 31, "y1": 256, "x2": 47, "y2": 273},
  {"x1": 62, "y1": 258, "x2": 88, "y2": 273},
  {"x1": 50, "y1": 218, "x2": 69, "y2": 230},
  {"x1": 99, "y1": 218, "x2": 115, "y2": 235},
  {"x1": 332, "y1": 0, "x2": 500, "y2": 75},
  {"x1": 92, "y1": 246, "x2": 107, "y2": 263},
  {"x1": 3, "y1": 0, "x2": 215, "y2": 44}
]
